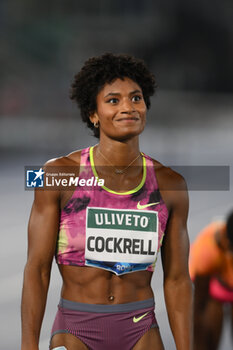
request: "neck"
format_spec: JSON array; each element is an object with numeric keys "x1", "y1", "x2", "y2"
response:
[{"x1": 97, "y1": 136, "x2": 141, "y2": 166}]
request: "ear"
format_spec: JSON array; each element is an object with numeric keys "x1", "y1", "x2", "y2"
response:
[{"x1": 89, "y1": 112, "x2": 99, "y2": 125}]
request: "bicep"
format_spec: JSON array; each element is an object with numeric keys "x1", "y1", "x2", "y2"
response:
[{"x1": 27, "y1": 188, "x2": 60, "y2": 271}]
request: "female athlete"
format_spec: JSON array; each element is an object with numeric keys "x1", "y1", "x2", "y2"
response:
[{"x1": 21, "y1": 53, "x2": 193, "y2": 350}]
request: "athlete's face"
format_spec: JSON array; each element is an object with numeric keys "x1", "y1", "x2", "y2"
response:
[{"x1": 90, "y1": 77, "x2": 147, "y2": 141}]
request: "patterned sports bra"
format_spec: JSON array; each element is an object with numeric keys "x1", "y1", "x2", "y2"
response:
[{"x1": 56, "y1": 146, "x2": 169, "y2": 275}]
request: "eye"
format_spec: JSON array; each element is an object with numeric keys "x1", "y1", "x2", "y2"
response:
[
  {"x1": 132, "y1": 95, "x2": 142, "y2": 102},
  {"x1": 107, "y1": 98, "x2": 119, "y2": 104}
]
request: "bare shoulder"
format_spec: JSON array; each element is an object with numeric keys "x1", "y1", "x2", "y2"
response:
[
  {"x1": 151, "y1": 158, "x2": 187, "y2": 191},
  {"x1": 37, "y1": 149, "x2": 83, "y2": 194},
  {"x1": 150, "y1": 158, "x2": 188, "y2": 210},
  {"x1": 44, "y1": 149, "x2": 83, "y2": 168}
]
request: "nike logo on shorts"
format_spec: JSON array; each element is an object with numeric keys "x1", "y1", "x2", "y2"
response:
[
  {"x1": 133, "y1": 312, "x2": 149, "y2": 323},
  {"x1": 137, "y1": 201, "x2": 160, "y2": 210}
]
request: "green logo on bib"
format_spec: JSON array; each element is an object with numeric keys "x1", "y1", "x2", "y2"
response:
[{"x1": 87, "y1": 208, "x2": 157, "y2": 232}]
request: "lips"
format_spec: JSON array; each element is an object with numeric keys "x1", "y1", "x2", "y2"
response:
[{"x1": 115, "y1": 117, "x2": 139, "y2": 122}]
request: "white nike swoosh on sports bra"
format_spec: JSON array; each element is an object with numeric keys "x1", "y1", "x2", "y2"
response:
[
  {"x1": 133, "y1": 312, "x2": 149, "y2": 323},
  {"x1": 137, "y1": 201, "x2": 160, "y2": 210}
]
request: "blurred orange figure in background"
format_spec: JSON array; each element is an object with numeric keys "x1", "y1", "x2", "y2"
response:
[{"x1": 189, "y1": 211, "x2": 233, "y2": 350}]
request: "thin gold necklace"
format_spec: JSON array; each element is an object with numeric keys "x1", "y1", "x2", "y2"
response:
[{"x1": 97, "y1": 148, "x2": 142, "y2": 174}]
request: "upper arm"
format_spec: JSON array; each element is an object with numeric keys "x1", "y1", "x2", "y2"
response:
[
  {"x1": 26, "y1": 162, "x2": 61, "y2": 272},
  {"x1": 160, "y1": 171, "x2": 190, "y2": 281}
]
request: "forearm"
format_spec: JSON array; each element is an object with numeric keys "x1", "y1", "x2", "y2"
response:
[
  {"x1": 21, "y1": 263, "x2": 51, "y2": 350},
  {"x1": 164, "y1": 277, "x2": 193, "y2": 350}
]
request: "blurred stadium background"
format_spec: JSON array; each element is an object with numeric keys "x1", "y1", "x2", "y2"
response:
[{"x1": 0, "y1": 1, "x2": 232, "y2": 349}]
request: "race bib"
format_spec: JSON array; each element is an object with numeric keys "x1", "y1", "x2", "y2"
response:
[{"x1": 85, "y1": 207, "x2": 158, "y2": 275}]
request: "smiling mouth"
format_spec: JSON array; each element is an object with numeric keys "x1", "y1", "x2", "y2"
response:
[{"x1": 115, "y1": 117, "x2": 139, "y2": 122}]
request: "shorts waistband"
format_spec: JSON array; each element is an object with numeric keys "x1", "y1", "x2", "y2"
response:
[{"x1": 59, "y1": 298, "x2": 155, "y2": 313}]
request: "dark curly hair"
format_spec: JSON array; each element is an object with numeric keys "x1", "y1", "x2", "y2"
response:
[{"x1": 70, "y1": 53, "x2": 157, "y2": 138}]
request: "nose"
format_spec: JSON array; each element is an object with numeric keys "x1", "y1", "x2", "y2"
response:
[{"x1": 120, "y1": 98, "x2": 135, "y2": 114}]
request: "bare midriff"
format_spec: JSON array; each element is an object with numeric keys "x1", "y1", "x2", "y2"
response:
[{"x1": 59, "y1": 265, "x2": 154, "y2": 304}]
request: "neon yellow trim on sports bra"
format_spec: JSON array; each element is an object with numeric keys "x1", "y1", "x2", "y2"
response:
[{"x1": 90, "y1": 146, "x2": 146, "y2": 195}]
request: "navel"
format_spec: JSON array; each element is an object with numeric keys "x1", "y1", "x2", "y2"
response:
[{"x1": 108, "y1": 295, "x2": 115, "y2": 302}]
